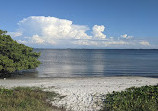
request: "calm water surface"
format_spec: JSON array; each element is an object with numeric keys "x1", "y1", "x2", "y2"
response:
[{"x1": 17, "y1": 49, "x2": 158, "y2": 78}]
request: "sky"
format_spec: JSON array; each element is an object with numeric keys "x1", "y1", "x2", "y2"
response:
[{"x1": 0, "y1": 0, "x2": 158, "y2": 49}]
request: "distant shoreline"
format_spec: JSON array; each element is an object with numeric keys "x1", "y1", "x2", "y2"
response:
[{"x1": 34, "y1": 48, "x2": 158, "y2": 50}]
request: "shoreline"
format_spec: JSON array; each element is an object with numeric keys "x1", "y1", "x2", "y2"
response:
[
  {"x1": 0, "y1": 76, "x2": 158, "y2": 111},
  {"x1": 5, "y1": 75, "x2": 158, "y2": 80}
]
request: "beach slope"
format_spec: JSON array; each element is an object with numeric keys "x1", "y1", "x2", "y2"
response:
[{"x1": 0, "y1": 77, "x2": 157, "y2": 111}]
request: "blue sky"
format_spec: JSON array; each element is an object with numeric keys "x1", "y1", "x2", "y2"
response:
[{"x1": 0, "y1": 0, "x2": 158, "y2": 48}]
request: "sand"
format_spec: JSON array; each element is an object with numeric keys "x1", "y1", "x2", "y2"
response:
[{"x1": 0, "y1": 77, "x2": 158, "y2": 111}]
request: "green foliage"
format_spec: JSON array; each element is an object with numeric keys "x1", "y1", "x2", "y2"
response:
[
  {"x1": 101, "y1": 85, "x2": 158, "y2": 111},
  {"x1": 0, "y1": 29, "x2": 40, "y2": 76},
  {"x1": 0, "y1": 87, "x2": 63, "y2": 111}
]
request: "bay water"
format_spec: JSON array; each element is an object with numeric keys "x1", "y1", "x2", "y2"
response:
[{"x1": 20, "y1": 49, "x2": 158, "y2": 78}]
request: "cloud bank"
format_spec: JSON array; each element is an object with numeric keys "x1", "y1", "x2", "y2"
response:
[{"x1": 10, "y1": 16, "x2": 150, "y2": 48}]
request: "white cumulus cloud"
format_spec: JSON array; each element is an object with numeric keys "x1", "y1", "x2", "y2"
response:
[
  {"x1": 10, "y1": 16, "x2": 151, "y2": 48},
  {"x1": 18, "y1": 16, "x2": 91, "y2": 42},
  {"x1": 92, "y1": 25, "x2": 106, "y2": 39}
]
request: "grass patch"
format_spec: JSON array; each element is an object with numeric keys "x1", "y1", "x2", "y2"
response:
[
  {"x1": 101, "y1": 85, "x2": 158, "y2": 111},
  {"x1": 0, "y1": 86, "x2": 64, "y2": 111}
]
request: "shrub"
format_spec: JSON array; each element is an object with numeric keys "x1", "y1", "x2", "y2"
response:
[
  {"x1": 101, "y1": 85, "x2": 158, "y2": 111},
  {"x1": 0, "y1": 29, "x2": 40, "y2": 77}
]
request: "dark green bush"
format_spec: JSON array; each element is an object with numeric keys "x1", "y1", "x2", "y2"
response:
[
  {"x1": 0, "y1": 29, "x2": 40, "y2": 76},
  {"x1": 101, "y1": 85, "x2": 158, "y2": 111}
]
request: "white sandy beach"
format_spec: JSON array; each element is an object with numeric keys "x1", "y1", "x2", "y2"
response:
[{"x1": 0, "y1": 77, "x2": 158, "y2": 111}]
